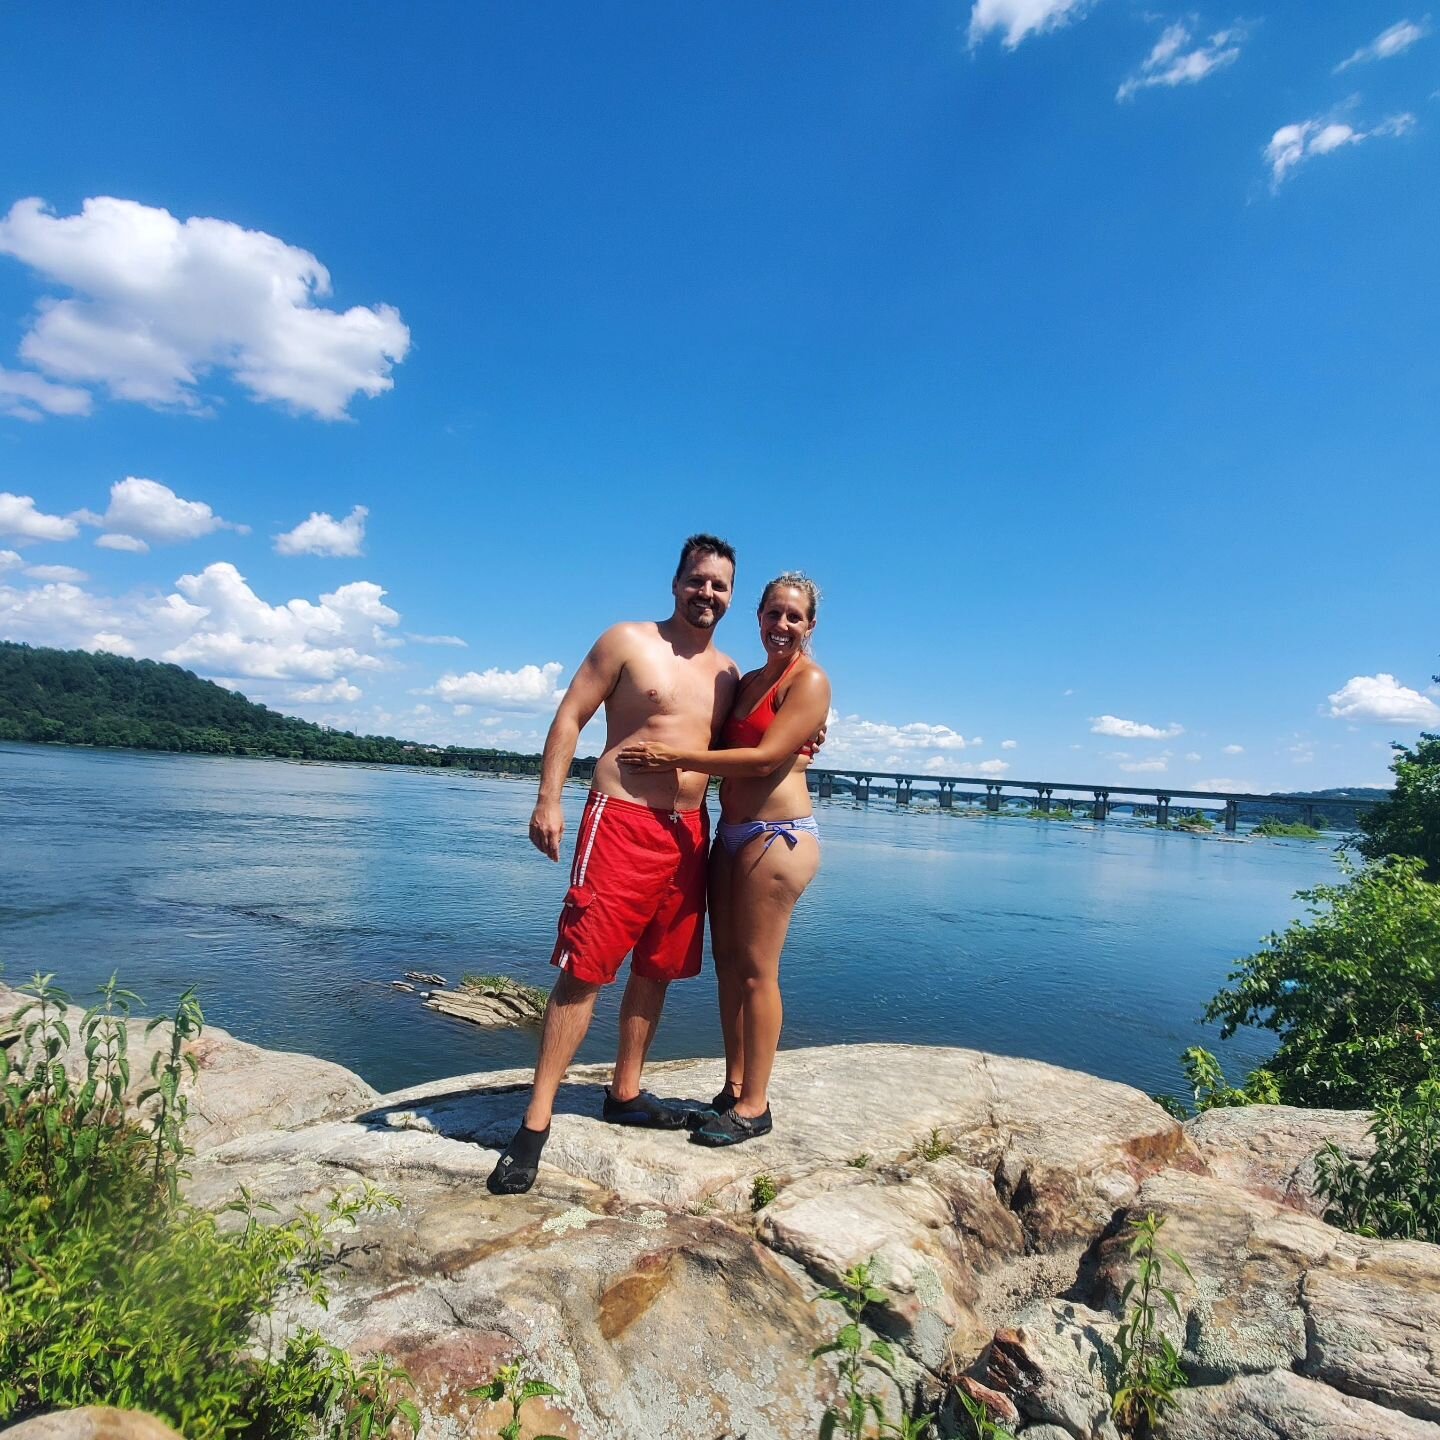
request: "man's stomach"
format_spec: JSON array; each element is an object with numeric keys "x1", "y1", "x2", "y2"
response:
[{"x1": 591, "y1": 749, "x2": 712, "y2": 812}]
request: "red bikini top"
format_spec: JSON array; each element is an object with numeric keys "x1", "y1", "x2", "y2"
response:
[{"x1": 722, "y1": 657, "x2": 817, "y2": 756}]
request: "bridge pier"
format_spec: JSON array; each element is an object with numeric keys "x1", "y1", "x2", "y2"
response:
[
  {"x1": 938, "y1": 780, "x2": 954, "y2": 809},
  {"x1": 1303, "y1": 803, "x2": 1315, "y2": 828},
  {"x1": 1093, "y1": 789, "x2": 1110, "y2": 821},
  {"x1": 985, "y1": 783, "x2": 1002, "y2": 813},
  {"x1": 855, "y1": 776, "x2": 871, "y2": 803},
  {"x1": 896, "y1": 778, "x2": 913, "y2": 806},
  {"x1": 818, "y1": 772, "x2": 833, "y2": 800},
  {"x1": 1224, "y1": 799, "x2": 1239, "y2": 834},
  {"x1": 1156, "y1": 794, "x2": 1171, "y2": 826}
]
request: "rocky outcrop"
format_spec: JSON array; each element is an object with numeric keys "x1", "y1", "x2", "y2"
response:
[
  {"x1": 1, "y1": 1409, "x2": 185, "y2": 1440},
  {"x1": 19, "y1": 1001, "x2": 1437, "y2": 1440},
  {"x1": 0, "y1": 981, "x2": 377, "y2": 1150}
]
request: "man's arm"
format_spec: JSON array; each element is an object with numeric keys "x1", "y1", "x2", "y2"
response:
[{"x1": 529, "y1": 627, "x2": 627, "y2": 860}]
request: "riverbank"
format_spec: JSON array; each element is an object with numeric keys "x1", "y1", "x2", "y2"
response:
[{"x1": 7, "y1": 978, "x2": 1433, "y2": 1440}]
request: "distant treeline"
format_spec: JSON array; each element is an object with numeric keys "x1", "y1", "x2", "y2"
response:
[
  {"x1": 1234, "y1": 789, "x2": 1388, "y2": 828},
  {"x1": 0, "y1": 641, "x2": 531, "y2": 767}
]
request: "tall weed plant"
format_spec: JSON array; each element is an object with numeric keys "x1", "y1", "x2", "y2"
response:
[{"x1": 0, "y1": 974, "x2": 415, "y2": 1440}]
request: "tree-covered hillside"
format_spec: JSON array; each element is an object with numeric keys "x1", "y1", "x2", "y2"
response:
[{"x1": 0, "y1": 641, "x2": 459, "y2": 764}]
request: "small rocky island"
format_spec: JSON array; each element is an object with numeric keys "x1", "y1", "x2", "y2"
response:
[{"x1": 4, "y1": 982, "x2": 1436, "y2": 1440}]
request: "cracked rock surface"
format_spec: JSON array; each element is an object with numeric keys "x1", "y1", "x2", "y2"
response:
[{"x1": 10, "y1": 983, "x2": 1437, "y2": 1440}]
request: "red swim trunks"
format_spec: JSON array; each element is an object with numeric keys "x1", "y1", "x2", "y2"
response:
[{"x1": 551, "y1": 791, "x2": 709, "y2": 985}]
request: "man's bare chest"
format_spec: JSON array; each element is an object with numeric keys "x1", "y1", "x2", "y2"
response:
[{"x1": 618, "y1": 655, "x2": 724, "y2": 719}]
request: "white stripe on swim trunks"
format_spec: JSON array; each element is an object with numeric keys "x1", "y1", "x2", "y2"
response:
[{"x1": 575, "y1": 794, "x2": 608, "y2": 886}]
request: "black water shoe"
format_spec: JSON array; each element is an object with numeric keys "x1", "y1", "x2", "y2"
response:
[
  {"x1": 486, "y1": 1121, "x2": 549, "y2": 1195},
  {"x1": 689, "y1": 1106, "x2": 773, "y2": 1147},
  {"x1": 710, "y1": 1082, "x2": 741, "y2": 1113},
  {"x1": 601, "y1": 1088, "x2": 690, "y2": 1129}
]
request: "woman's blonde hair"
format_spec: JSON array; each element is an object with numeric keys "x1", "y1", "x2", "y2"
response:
[{"x1": 759, "y1": 571, "x2": 821, "y2": 621}]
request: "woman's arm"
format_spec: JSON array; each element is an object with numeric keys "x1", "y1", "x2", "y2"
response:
[{"x1": 618, "y1": 667, "x2": 832, "y2": 778}]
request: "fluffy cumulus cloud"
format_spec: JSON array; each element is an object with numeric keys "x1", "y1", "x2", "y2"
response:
[
  {"x1": 1265, "y1": 112, "x2": 1415, "y2": 188},
  {"x1": 1001, "y1": 739, "x2": 1018, "y2": 749},
  {"x1": 812, "y1": 712, "x2": 996, "y2": 772},
  {"x1": 967, "y1": 0, "x2": 1095, "y2": 49},
  {"x1": 0, "y1": 549, "x2": 21, "y2": 571},
  {"x1": 1327, "y1": 673, "x2": 1440, "y2": 726},
  {"x1": 1336, "y1": 18, "x2": 1431, "y2": 72},
  {"x1": 1118, "y1": 22, "x2": 1244, "y2": 100},
  {"x1": 1222, "y1": 743, "x2": 1245, "y2": 755},
  {"x1": 23, "y1": 563, "x2": 88, "y2": 582},
  {"x1": 274, "y1": 505, "x2": 368, "y2": 558},
  {"x1": 0, "y1": 196, "x2": 410, "y2": 420},
  {"x1": 431, "y1": 662, "x2": 566, "y2": 709},
  {"x1": 288, "y1": 678, "x2": 362, "y2": 704},
  {"x1": 95, "y1": 532, "x2": 150, "y2": 553},
  {"x1": 0, "y1": 491, "x2": 81, "y2": 544},
  {"x1": 0, "y1": 366, "x2": 92, "y2": 421},
  {"x1": 94, "y1": 477, "x2": 245, "y2": 545},
  {"x1": 0, "y1": 561, "x2": 403, "y2": 683},
  {"x1": 1090, "y1": 714, "x2": 1184, "y2": 739}
]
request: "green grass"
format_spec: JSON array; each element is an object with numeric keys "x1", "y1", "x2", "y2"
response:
[{"x1": 459, "y1": 973, "x2": 548, "y2": 1012}]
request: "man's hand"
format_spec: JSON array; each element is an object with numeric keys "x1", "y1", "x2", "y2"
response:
[
  {"x1": 529, "y1": 799, "x2": 565, "y2": 861},
  {"x1": 617, "y1": 741, "x2": 683, "y2": 772}
]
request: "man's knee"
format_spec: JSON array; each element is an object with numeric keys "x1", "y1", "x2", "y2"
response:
[{"x1": 550, "y1": 970, "x2": 602, "y2": 1006}]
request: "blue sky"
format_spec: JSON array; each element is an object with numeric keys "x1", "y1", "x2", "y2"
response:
[{"x1": 0, "y1": 2, "x2": 1436, "y2": 793}]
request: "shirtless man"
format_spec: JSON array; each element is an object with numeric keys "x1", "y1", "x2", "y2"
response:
[{"x1": 487, "y1": 534, "x2": 741, "y2": 1195}]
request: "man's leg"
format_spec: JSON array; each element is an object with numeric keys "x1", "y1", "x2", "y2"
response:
[
  {"x1": 524, "y1": 969, "x2": 602, "y2": 1128},
  {"x1": 610, "y1": 971, "x2": 669, "y2": 1100},
  {"x1": 488, "y1": 969, "x2": 600, "y2": 1195}
]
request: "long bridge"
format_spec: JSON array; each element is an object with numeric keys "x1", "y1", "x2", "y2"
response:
[
  {"x1": 803, "y1": 769, "x2": 1378, "y2": 833},
  {"x1": 438, "y1": 750, "x2": 1378, "y2": 834}
]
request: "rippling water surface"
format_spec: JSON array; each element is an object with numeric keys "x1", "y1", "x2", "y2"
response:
[{"x1": 1, "y1": 742, "x2": 1343, "y2": 1097}]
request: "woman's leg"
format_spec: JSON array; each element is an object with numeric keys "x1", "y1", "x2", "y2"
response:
[
  {"x1": 707, "y1": 837, "x2": 744, "y2": 1096},
  {"x1": 727, "y1": 834, "x2": 820, "y2": 1118}
]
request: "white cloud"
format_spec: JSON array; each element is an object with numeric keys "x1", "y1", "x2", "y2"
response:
[
  {"x1": 1222, "y1": 743, "x2": 1245, "y2": 755},
  {"x1": 23, "y1": 563, "x2": 88, "y2": 582},
  {"x1": 1184, "y1": 751, "x2": 1203, "y2": 762},
  {"x1": 1001, "y1": 738, "x2": 1018, "y2": 749},
  {"x1": 404, "y1": 632, "x2": 467, "y2": 647},
  {"x1": 1195, "y1": 777, "x2": 1247, "y2": 792},
  {"x1": 95, "y1": 532, "x2": 149, "y2": 553},
  {"x1": 1327, "y1": 673, "x2": 1440, "y2": 726},
  {"x1": 0, "y1": 491, "x2": 81, "y2": 543},
  {"x1": 820, "y1": 713, "x2": 982, "y2": 769},
  {"x1": 1090, "y1": 714, "x2": 1184, "y2": 739},
  {"x1": 98, "y1": 477, "x2": 245, "y2": 544},
  {"x1": 274, "y1": 504, "x2": 368, "y2": 558},
  {"x1": 0, "y1": 549, "x2": 21, "y2": 571},
  {"x1": 0, "y1": 366, "x2": 92, "y2": 421},
  {"x1": 1119, "y1": 758, "x2": 1168, "y2": 773},
  {"x1": 1265, "y1": 111, "x2": 1416, "y2": 188},
  {"x1": 432, "y1": 662, "x2": 566, "y2": 709},
  {"x1": 973, "y1": 758, "x2": 1011, "y2": 776},
  {"x1": 0, "y1": 561, "x2": 403, "y2": 683},
  {"x1": 288, "y1": 678, "x2": 362, "y2": 703},
  {"x1": 1118, "y1": 22, "x2": 1244, "y2": 100},
  {"x1": 0, "y1": 196, "x2": 410, "y2": 420},
  {"x1": 967, "y1": 0, "x2": 1095, "y2": 49},
  {"x1": 1336, "y1": 18, "x2": 1431, "y2": 72}
]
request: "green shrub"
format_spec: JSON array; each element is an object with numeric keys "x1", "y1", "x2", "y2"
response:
[
  {"x1": 1203, "y1": 857, "x2": 1440, "y2": 1108},
  {"x1": 1315, "y1": 1079, "x2": 1440, "y2": 1243},
  {"x1": 751, "y1": 1174, "x2": 779, "y2": 1210},
  {"x1": 1111, "y1": 1213, "x2": 1191, "y2": 1434},
  {"x1": 1254, "y1": 818, "x2": 1322, "y2": 839},
  {"x1": 1153, "y1": 1046, "x2": 1279, "y2": 1118},
  {"x1": 467, "y1": 1361, "x2": 567, "y2": 1440},
  {"x1": 1357, "y1": 727, "x2": 1440, "y2": 881},
  {"x1": 0, "y1": 974, "x2": 415, "y2": 1440}
]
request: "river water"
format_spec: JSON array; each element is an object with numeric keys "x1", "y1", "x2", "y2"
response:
[{"x1": 1, "y1": 741, "x2": 1343, "y2": 1098}]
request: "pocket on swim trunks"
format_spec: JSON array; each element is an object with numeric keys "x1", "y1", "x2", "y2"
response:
[{"x1": 560, "y1": 884, "x2": 593, "y2": 918}]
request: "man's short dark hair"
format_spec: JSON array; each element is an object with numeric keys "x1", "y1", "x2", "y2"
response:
[{"x1": 674, "y1": 533, "x2": 736, "y2": 582}]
